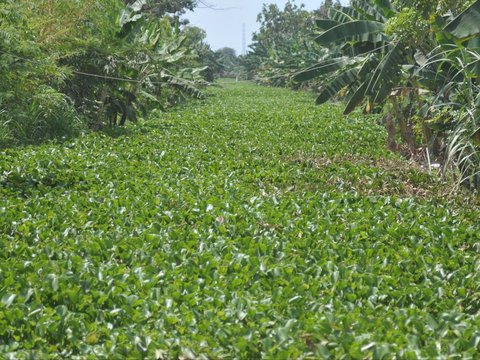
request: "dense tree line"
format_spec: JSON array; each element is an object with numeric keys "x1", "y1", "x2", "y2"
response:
[
  {"x1": 240, "y1": 0, "x2": 340, "y2": 86},
  {"x1": 0, "y1": 0, "x2": 223, "y2": 147}
]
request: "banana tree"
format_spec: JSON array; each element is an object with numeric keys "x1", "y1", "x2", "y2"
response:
[
  {"x1": 247, "y1": 1, "x2": 322, "y2": 87},
  {"x1": 294, "y1": 0, "x2": 421, "y2": 153},
  {"x1": 418, "y1": 0, "x2": 480, "y2": 189},
  {"x1": 105, "y1": 1, "x2": 207, "y2": 125},
  {"x1": 295, "y1": 0, "x2": 480, "y2": 189},
  {"x1": 63, "y1": 0, "x2": 207, "y2": 128}
]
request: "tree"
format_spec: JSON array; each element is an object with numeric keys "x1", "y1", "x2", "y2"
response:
[
  {"x1": 124, "y1": 0, "x2": 197, "y2": 17},
  {"x1": 294, "y1": 0, "x2": 434, "y2": 154},
  {"x1": 316, "y1": 0, "x2": 341, "y2": 19},
  {"x1": 246, "y1": 0, "x2": 318, "y2": 86},
  {"x1": 215, "y1": 47, "x2": 239, "y2": 77},
  {"x1": 0, "y1": 0, "x2": 107, "y2": 145},
  {"x1": 181, "y1": 25, "x2": 219, "y2": 81}
]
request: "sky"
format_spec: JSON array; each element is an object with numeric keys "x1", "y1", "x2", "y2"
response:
[{"x1": 184, "y1": 0, "x2": 347, "y2": 55}]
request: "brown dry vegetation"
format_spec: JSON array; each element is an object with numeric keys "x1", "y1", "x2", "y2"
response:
[{"x1": 290, "y1": 153, "x2": 455, "y2": 199}]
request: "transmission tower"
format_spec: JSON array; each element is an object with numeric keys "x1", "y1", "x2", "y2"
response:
[{"x1": 242, "y1": 23, "x2": 246, "y2": 55}]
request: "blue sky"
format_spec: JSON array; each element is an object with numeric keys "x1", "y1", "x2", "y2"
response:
[{"x1": 184, "y1": 0, "x2": 347, "y2": 55}]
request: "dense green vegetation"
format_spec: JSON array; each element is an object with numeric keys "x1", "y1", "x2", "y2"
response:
[
  {"x1": 1, "y1": 0, "x2": 480, "y2": 357},
  {"x1": 0, "y1": 0, "x2": 223, "y2": 147},
  {"x1": 242, "y1": 0, "x2": 340, "y2": 86},
  {"x1": 244, "y1": 0, "x2": 480, "y2": 192},
  {"x1": 1, "y1": 81, "x2": 479, "y2": 358}
]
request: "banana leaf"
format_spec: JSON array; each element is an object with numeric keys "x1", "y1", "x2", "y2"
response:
[
  {"x1": 344, "y1": 80, "x2": 368, "y2": 114},
  {"x1": 328, "y1": 7, "x2": 366, "y2": 23},
  {"x1": 444, "y1": 0, "x2": 480, "y2": 39},
  {"x1": 293, "y1": 57, "x2": 357, "y2": 82},
  {"x1": 315, "y1": 19, "x2": 339, "y2": 31},
  {"x1": 365, "y1": 42, "x2": 404, "y2": 102},
  {"x1": 315, "y1": 20, "x2": 385, "y2": 46},
  {"x1": 316, "y1": 67, "x2": 359, "y2": 105}
]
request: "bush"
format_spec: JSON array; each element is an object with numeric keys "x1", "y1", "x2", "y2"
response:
[{"x1": 0, "y1": 86, "x2": 84, "y2": 147}]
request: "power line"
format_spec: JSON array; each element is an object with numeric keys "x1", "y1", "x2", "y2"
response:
[
  {"x1": 0, "y1": 49, "x2": 142, "y2": 82},
  {"x1": 72, "y1": 70, "x2": 141, "y2": 83},
  {"x1": 0, "y1": 49, "x2": 198, "y2": 85},
  {"x1": 1, "y1": 41, "x2": 395, "y2": 85},
  {"x1": 196, "y1": 0, "x2": 235, "y2": 11}
]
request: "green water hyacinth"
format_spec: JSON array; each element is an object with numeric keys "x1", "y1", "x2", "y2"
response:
[{"x1": 1, "y1": 81, "x2": 479, "y2": 358}]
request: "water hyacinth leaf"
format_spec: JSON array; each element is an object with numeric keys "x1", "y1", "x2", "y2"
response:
[
  {"x1": 1, "y1": 294, "x2": 16, "y2": 308},
  {"x1": 0, "y1": 82, "x2": 479, "y2": 358}
]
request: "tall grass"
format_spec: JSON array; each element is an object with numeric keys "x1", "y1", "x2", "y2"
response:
[{"x1": 0, "y1": 87, "x2": 84, "y2": 148}]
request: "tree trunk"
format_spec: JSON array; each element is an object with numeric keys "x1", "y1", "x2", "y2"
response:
[
  {"x1": 391, "y1": 97, "x2": 417, "y2": 155},
  {"x1": 119, "y1": 112, "x2": 127, "y2": 126},
  {"x1": 385, "y1": 113, "x2": 398, "y2": 152}
]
